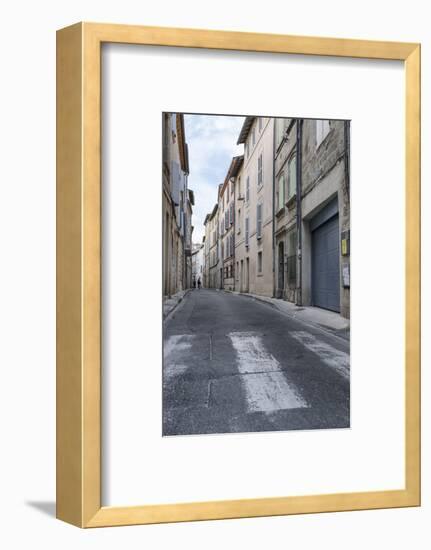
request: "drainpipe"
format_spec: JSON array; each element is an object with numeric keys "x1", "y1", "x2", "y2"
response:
[
  {"x1": 272, "y1": 118, "x2": 276, "y2": 298},
  {"x1": 344, "y1": 120, "x2": 350, "y2": 199},
  {"x1": 296, "y1": 119, "x2": 303, "y2": 306}
]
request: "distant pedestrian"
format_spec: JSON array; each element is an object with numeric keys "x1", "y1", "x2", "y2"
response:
[{"x1": 197, "y1": 278, "x2": 201, "y2": 289}]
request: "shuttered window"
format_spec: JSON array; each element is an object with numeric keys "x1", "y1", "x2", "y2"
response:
[
  {"x1": 256, "y1": 203, "x2": 263, "y2": 239},
  {"x1": 230, "y1": 202, "x2": 234, "y2": 225},
  {"x1": 171, "y1": 160, "x2": 180, "y2": 205},
  {"x1": 245, "y1": 217, "x2": 249, "y2": 247},
  {"x1": 257, "y1": 153, "x2": 263, "y2": 186},
  {"x1": 246, "y1": 176, "x2": 250, "y2": 202}
]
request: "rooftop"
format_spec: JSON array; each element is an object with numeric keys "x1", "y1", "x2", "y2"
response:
[{"x1": 237, "y1": 116, "x2": 256, "y2": 144}]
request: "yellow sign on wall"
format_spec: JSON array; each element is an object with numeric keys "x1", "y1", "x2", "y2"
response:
[{"x1": 342, "y1": 239, "x2": 348, "y2": 255}]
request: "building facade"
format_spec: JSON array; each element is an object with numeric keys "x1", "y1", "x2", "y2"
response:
[
  {"x1": 162, "y1": 112, "x2": 193, "y2": 297},
  {"x1": 191, "y1": 242, "x2": 204, "y2": 287},
  {"x1": 274, "y1": 118, "x2": 350, "y2": 318},
  {"x1": 219, "y1": 156, "x2": 243, "y2": 291},
  {"x1": 205, "y1": 203, "x2": 220, "y2": 289},
  {"x1": 236, "y1": 116, "x2": 275, "y2": 297},
  {"x1": 202, "y1": 116, "x2": 350, "y2": 320}
]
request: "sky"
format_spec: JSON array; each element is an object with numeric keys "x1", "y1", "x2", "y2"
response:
[{"x1": 184, "y1": 114, "x2": 245, "y2": 243}]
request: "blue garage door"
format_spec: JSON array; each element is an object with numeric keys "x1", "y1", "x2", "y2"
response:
[{"x1": 312, "y1": 214, "x2": 340, "y2": 312}]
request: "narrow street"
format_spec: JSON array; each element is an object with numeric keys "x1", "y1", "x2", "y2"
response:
[{"x1": 163, "y1": 289, "x2": 350, "y2": 436}]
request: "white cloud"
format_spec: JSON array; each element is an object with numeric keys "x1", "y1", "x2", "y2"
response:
[{"x1": 184, "y1": 114, "x2": 245, "y2": 243}]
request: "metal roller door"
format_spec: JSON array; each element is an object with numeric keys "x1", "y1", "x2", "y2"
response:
[{"x1": 311, "y1": 214, "x2": 340, "y2": 312}]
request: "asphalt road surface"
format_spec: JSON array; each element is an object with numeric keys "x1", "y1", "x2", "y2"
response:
[{"x1": 163, "y1": 289, "x2": 350, "y2": 436}]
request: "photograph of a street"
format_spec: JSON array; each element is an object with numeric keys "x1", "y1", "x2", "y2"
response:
[
  {"x1": 164, "y1": 289, "x2": 349, "y2": 435},
  {"x1": 163, "y1": 112, "x2": 350, "y2": 436}
]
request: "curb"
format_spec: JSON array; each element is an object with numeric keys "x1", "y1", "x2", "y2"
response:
[
  {"x1": 233, "y1": 291, "x2": 350, "y2": 341},
  {"x1": 163, "y1": 289, "x2": 191, "y2": 322}
]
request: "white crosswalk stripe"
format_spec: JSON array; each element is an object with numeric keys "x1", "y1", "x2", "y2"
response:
[
  {"x1": 290, "y1": 331, "x2": 350, "y2": 380},
  {"x1": 228, "y1": 332, "x2": 308, "y2": 413},
  {"x1": 163, "y1": 334, "x2": 195, "y2": 380}
]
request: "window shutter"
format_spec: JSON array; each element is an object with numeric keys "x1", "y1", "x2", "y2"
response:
[
  {"x1": 257, "y1": 156, "x2": 260, "y2": 186},
  {"x1": 171, "y1": 160, "x2": 180, "y2": 205},
  {"x1": 257, "y1": 154, "x2": 263, "y2": 186},
  {"x1": 245, "y1": 218, "x2": 249, "y2": 247},
  {"x1": 246, "y1": 177, "x2": 250, "y2": 201},
  {"x1": 257, "y1": 204, "x2": 262, "y2": 238}
]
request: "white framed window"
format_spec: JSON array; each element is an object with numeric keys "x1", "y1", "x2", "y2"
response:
[
  {"x1": 237, "y1": 209, "x2": 241, "y2": 233},
  {"x1": 246, "y1": 176, "x2": 250, "y2": 202},
  {"x1": 256, "y1": 203, "x2": 263, "y2": 239},
  {"x1": 316, "y1": 119, "x2": 330, "y2": 148},
  {"x1": 257, "y1": 152, "x2": 263, "y2": 186}
]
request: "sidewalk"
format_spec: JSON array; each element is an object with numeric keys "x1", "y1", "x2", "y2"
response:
[
  {"x1": 163, "y1": 289, "x2": 190, "y2": 320},
  {"x1": 231, "y1": 291, "x2": 350, "y2": 339}
]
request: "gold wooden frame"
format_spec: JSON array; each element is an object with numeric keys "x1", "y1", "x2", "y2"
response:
[{"x1": 56, "y1": 22, "x2": 421, "y2": 528}]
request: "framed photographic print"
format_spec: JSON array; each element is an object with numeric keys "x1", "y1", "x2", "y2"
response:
[{"x1": 56, "y1": 22, "x2": 420, "y2": 527}]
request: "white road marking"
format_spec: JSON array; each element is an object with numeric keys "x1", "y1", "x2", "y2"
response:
[
  {"x1": 290, "y1": 331, "x2": 350, "y2": 380},
  {"x1": 164, "y1": 334, "x2": 194, "y2": 361},
  {"x1": 164, "y1": 363, "x2": 188, "y2": 381},
  {"x1": 163, "y1": 335, "x2": 195, "y2": 379},
  {"x1": 228, "y1": 332, "x2": 307, "y2": 412}
]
